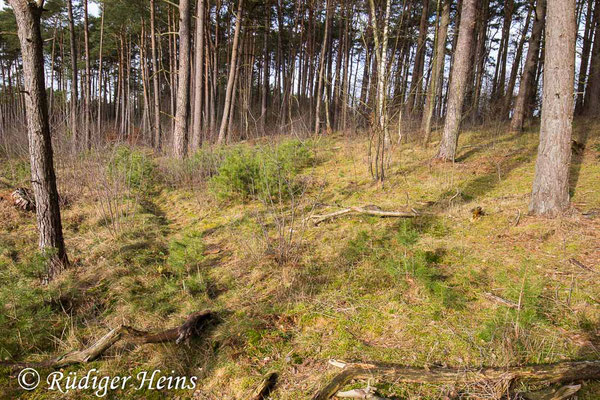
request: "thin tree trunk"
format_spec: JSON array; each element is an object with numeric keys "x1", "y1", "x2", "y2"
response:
[
  {"x1": 150, "y1": 0, "x2": 162, "y2": 150},
  {"x1": 314, "y1": 0, "x2": 330, "y2": 135},
  {"x1": 217, "y1": 0, "x2": 244, "y2": 144},
  {"x1": 583, "y1": 0, "x2": 600, "y2": 116},
  {"x1": 83, "y1": 0, "x2": 92, "y2": 149},
  {"x1": 260, "y1": 3, "x2": 270, "y2": 135},
  {"x1": 471, "y1": 0, "x2": 489, "y2": 123},
  {"x1": 8, "y1": 0, "x2": 69, "y2": 279},
  {"x1": 511, "y1": 0, "x2": 546, "y2": 133},
  {"x1": 436, "y1": 0, "x2": 477, "y2": 161},
  {"x1": 502, "y1": 5, "x2": 533, "y2": 120},
  {"x1": 67, "y1": 0, "x2": 78, "y2": 151},
  {"x1": 192, "y1": 0, "x2": 205, "y2": 150},
  {"x1": 422, "y1": 0, "x2": 450, "y2": 145},
  {"x1": 97, "y1": 2, "x2": 105, "y2": 138},
  {"x1": 575, "y1": 0, "x2": 595, "y2": 114},
  {"x1": 529, "y1": 0, "x2": 575, "y2": 216},
  {"x1": 173, "y1": 0, "x2": 192, "y2": 158},
  {"x1": 407, "y1": 0, "x2": 430, "y2": 118}
]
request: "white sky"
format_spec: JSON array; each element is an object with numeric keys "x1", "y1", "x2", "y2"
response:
[{"x1": 0, "y1": 0, "x2": 100, "y2": 16}]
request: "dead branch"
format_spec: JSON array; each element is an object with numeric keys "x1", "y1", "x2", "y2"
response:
[
  {"x1": 336, "y1": 384, "x2": 390, "y2": 399},
  {"x1": 484, "y1": 292, "x2": 519, "y2": 309},
  {"x1": 522, "y1": 384, "x2": 581, "y2": 400},
  {"x1": 8, "y1": 311, "x2": 213, "y2": 369},
  {"x1": 307, "y1": 206, "x2": 418, "y2": 225},
  {"x1": 569, "y1": 258, "x2": 597, "y2": 274},
  {"x1": 249, "y1": 372, "x2": 278, "y2": 400},
  {"x1": 312, "y1": 360, "x2": 600, "y2": 400}
]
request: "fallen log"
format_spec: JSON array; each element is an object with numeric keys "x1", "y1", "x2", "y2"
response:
[
  {"x1": 312, "y1": 360, "x2": 600, "y2": 400},
  {"x1": 10, "y1": 187, "x2": 69, "y2": 212},
  {"x1": 11, "y1": 187, "x2": 36, "y2": 211},
  {"x1": 5, "y1": 310, "x2": 214, "y2": 369},
  {"x1": 307, "y1": 206, "x2": 418, "y2": 225}
]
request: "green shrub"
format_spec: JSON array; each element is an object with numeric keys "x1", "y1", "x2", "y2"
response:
[
  {"x1": 108, "y1": 145, "x2": 157, "y2": 193},
  {"x1": 210, "y1": 140, "x2": 314, "y2": 200}
]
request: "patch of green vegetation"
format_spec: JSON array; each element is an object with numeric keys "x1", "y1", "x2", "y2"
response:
[
  {"x1": 0, "y1": 158, "x2": 30, "y2": 186},
  {"x1": 166, "y1": 231, "x2": 205, "y2": 275},
  {"x1": 478, "y1": 266, "x2": 549, "y2": 349},
  {"x1": 108, "y1": 145, "x2": 157, "y2": 193},
  {"x1": 340, "y1": 223, "x2": 465, "y2": 310},
  {"x1": 0, "y1": 251, "x2": 65, "y2": 361},
  {"x1": 210, "y1": 139, "x2": 314, "y2": 200}
]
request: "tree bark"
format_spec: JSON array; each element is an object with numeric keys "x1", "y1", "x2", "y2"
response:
[
  {"x1": 529, "y1": 0, "x2": 575, "y2": 217},
  {"x1": 582, "y1": 0, "x2": 600, "y2": 116},
  {"x1": 314, "y1": 0, "x2": 330, "y2": 135},
  {"x1": 575, "y1": 0, "x2": 595, "y2": 114},
  {"x1": 217, "y1": 0, "x2": 244, "y2": 144},
  {"x1": 97, "y1": 1, "x2": 105, "y2": 138},
  {"x1": 173, "y1": 0, "x2": 192, "y2": 158},
  {"x1": 436, "y1": 0, "x2": 477, "y2": 161},
  {"x1": 312, "y1": 360, "x2": 600, "y2": 400},
  {"x1": 422, "y1": 0, "x2": 450, "y2": 145},
  {"x1": 83, "y1": 0, "x2": 91, "y2": 149},
  {"x1": 192, "y1": 0, "x2": 205, "y2": 150},
  {"x1": 511, "y1": 0, "x2": 547, "y2": 133},
  {"x1": 407, "y1": 0, "x2": 430, "y2": 118},
  {"x1": 150, "y1": 0, "x2": 162, "y2": 150},
  {"x1": 8, "y1": 0, "x2": 69, "y2": 280},
  {"x1": 502, "y1": 6, "x2": 532, "y2": 120},
  {"x1": 67, "y1": 0, "x2": 78, "y2": 151}
]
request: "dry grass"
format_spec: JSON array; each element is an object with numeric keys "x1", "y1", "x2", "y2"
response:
[{"x1": 1, "y1": 122, "x2": 600, "y2": 399}]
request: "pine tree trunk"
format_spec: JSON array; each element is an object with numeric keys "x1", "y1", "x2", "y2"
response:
[
  {"x1": 436, "y1": 0, "x2": 477, "y2": 161},
  {"x1": 511, "y1": 0, "x2": 546, "y2": 133},
  {"x1": 314, "y1": 0, "x2": 330, "y2": 135},
  {"x1": 217, "y1": 0, "x2": 243, "y2": 144},
  {"x1": 502, "y1": 6, "x2": 533, "y2": 120},
  {"x1": 471, "y1": 0, "x2": 489, "y2": 123},
  {"x1": 575, "y1": 0, "x2": 595, "y2": 114},
  {"x1": 583, "y1": 0, "x2": 600, "y2": 116},
  {"x1": 260, "y1": 3, "x2": 270, "y2": 135},
  {"x1": 422, "y1": 0, "x2": 450, "y2": 146},
  {"x1": 67, "y1": 0, "x2": 78, "y2": 151},
  {"x1": 150, "y1": 0, "x2": 162, "y2": 150},
  {"x1": 83, "y1": 0, "x2": 91, "y2": 149},
  {"x1": 407, "y1": 0, "x2": 430, "y2": 118},
  {"x1": 8, "y1": 0, "x2": 69, "y2": 280},
  {"x1": 97, "y1": 2, "x2": 105, "y2": 138},
  {"x1": 529, "y1": 0, "x2": 575, "y2": 217},
  {"x1": 192, "y1": 0, "x2": 205, "y2": 150},
  {"x1": 173, "y1": 0, "x2": 192, "y2": 158}
]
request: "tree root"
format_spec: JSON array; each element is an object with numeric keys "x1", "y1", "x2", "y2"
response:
[
  {"x1": 306, "y1": 206, "x2": 419, "y2": 225},
  {"x1": 4, "y1": 310, "x2": 214, "y2": 369},
  {"x1": 312, "y1": 360, "x2": 600, "y2": 400}
]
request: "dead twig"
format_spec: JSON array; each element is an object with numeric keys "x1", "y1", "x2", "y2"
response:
[
  {"x1": 307, "y1": 206, "x2": 419, "y2": 225},
  {"x1": 484, "y1": 292, "x2": 519, "y2": 309},
  {"x1": 569, "y1": 258, "x2": 597, "y2": 274}
]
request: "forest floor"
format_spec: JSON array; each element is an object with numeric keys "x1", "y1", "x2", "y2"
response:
[{"x1": 1, "y1": 122, "x2": 600, "y2": 399}]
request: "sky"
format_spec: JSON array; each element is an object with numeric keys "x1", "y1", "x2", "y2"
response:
[{"x1": 0, "y1": 0, "x2": 100, "y2": 16}]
